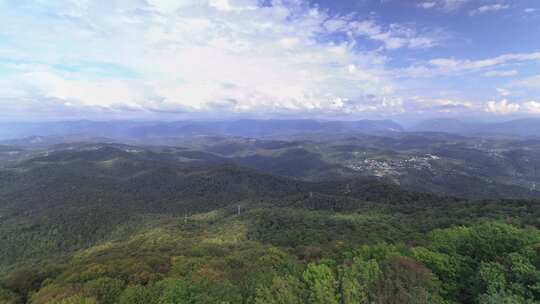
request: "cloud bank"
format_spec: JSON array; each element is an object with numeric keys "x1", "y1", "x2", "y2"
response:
[{"x1": 0, "y1": 0, "x2": 538, "y2": 119}]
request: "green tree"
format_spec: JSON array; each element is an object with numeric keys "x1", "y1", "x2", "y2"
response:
[
  {"x1": 153, "y1": 277, "x2": 242, "y2": 304},
  {"x1": 119, "y1": 285, "x2": 155, "y2": 304},
  {"x1": 477, "y1": 292, "x2": 526, "y2": 304},
  {"x1": 302, "y1": 263, "x2": 339, "y2": 304},
  {"x1": 339, "y1": 258, "x2": 381, "y2": 304},
  {"x1": 254, "y1": 275, "x2": 304, "y2": 304},
  {"x1": 2, "y1": 267, "x2": 47, "y2": 297},
  {"x1": 154, "y1": 278, "x2": 188, "y2": 304},
  {"x1": 352, "y1": 243, "x2": 401, "y2": 262},
  {"x1": 51, "y1": 295, "x2": 98, "y2": 304},
  {"x1": 412, "y1": 247, "x2": 463, "y2": 301},
  {"x1": 506, "y1": 252, "x2": 540, "y2": 299},
  {"x1": 479, "y1": 262, "x2": 507, "y2": 295},
  {"x1": 373, "y1": 256, "x2": 444, "y2": 304},
  {"x1": 339, "y1": 266, "x2": 365, "y2": 304},
  {"x1": 85, "y1": 277, "x2": 125, "y2": 304},
  {"x1": 0, "y1": 287, "x2": 20, "y2": 304}
]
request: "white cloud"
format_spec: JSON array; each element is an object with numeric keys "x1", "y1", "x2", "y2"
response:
[
  {"x1": 484, "y1": 70, "x2": 518, "y2": 77},
  {"x1": 278, "y1": 37, "x2": 300, "y2": 49},
  {"x1": 0, "y1": 0, "x2": 537, "y2": 119},
  {"x1": 417, "y1": 0, "x2": 471, "y2": 11},
  {"x1": 147, "y1": 0, "x2": 194, "y2": 13},
  {"x1": 513, "y1": 75, "x2": 540, "y2": 89},
  {"x1": 524, "y1": 101, "x2": 540, "y2": 113},
  {"x1": 326, "y1": 19, "x2": 441, "y2": 50},
  {"x1": 485, "y1": 99, "x2": 520, "y2": 114},
  {"x1": 0, "y1": 0, "x2": 413, "y2": 117},
  {"x1": 418, "y1": 2, "x2": 437, "y2": 9},
  {"x1": 484, "y1": 99, "x2": 540, "y2": 115},
  {"x1": 5, "y1": 66, "x2": 147, "y2": 109},
  {"x1": 524, "y1": 8, "x2": 537, "y2": 13},
  {"x1": 208, "y1": 0, "x2": 257, "y2": 12},
  {"x1": 496, "y1": 88, "x2": 511, "y2": 96},
  {"x1": 402, "y1": 96, "x2": 476, "y2": 114},
  {"x1": 405, "y1": 52, "x2": 540, "y2": 77},
  {"x1": 470, "y1": 3, "x2": 510, "y2": 16}
]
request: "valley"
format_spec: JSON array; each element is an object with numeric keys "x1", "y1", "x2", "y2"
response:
[{"x1": 0, "y1": 123, "x2": 539, "y2": 303}]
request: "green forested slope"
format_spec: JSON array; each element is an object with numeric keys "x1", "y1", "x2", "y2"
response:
[{"x1": 0, "y1": 146, "x2": 539, "y2": 303}]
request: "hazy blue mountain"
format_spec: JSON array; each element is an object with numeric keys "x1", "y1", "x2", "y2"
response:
[
  {"x1": 490, "y1": 118, "x2": 540, "y2": 137},
  {"x1": 412, "y1": 118, "x2": 540, "y2": 137},
  {"x1": 124, "y1": 119, "x2": 405, "y2": 138},
  {"x1": 411, "y1": 119, "x2": 480, "y2": 134},
  {"x1": 0, "y1": 121, "x2": 150, "y2": 141},
  {"x1": 0, "y1": 119, "x2": 403, "y2": 140}
]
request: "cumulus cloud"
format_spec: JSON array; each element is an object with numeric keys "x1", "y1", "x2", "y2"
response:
[
  {"x1": 484, "y1": 70, "x2": 518, "y2": 77},
  {"x1": 1, "y1": 0, "x2": 422, "y2": 117},
  {"x1": 402, "y1": 96, "x2": 475, "y2": 114},
  {"x1": 404, "y1": 52, "x2": 540, "y2": 77},
  {"x1": 417, "y1": 2, "x2": 437, "y2": 9},
  {"x1": 346, "y1": 20, "x2": 440, "y2": 49},
  {"x1": 513, "y1": 75, "x2": 540, "y2": 89},
  {"x1": 496, "y1": 88, "x2": 511, "y2": 97},
  {"x1": 470, "y1": 3, "x2": 510, "y2": 16},
  {"x1": 524, "y1": 101, "x2": 540, "y2": 113},
  {"x1": 0, "y1": 0, "x2": 537, "y2": 119},
  {"x1": 484, "y1": 99, "x2": 540, "y2": 115},
  {"x1": 320, "y1": 16, "x2": 441, "y2": 50},
  {"x1": 485, "y1": 99, "x2": 520, "y2": 114},
  {"x1": 417, "y1": 0, "x2": 471, "y2": 11}
]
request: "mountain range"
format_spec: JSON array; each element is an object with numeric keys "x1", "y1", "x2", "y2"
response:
[
  {"x1": 1, "y1": 118, "x2": 540, "y2": 142},
  {"x1": 0, "y1": 141, "x2": 539, "y2": 304},
  {"x1": 411, "y1": 118, "x2": 540, "y2": 137}
]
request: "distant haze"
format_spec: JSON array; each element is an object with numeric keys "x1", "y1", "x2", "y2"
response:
[{"x1": 1, "y1": 118, "x2": 539, "y2": 141}]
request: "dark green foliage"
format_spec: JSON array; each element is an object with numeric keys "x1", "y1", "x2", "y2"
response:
[
  {"x1": 50, "y1": 295, "x2": 97, "y2": 304},
  {"x1": 84, "y1": 278, "x2": 124, "y2": 304},
  {"x1": 0, "y1": 286, "x2": 20, "y2": 304},
  {"x1": 1, "y1": 147, "x2": 540, "y2": 303},
  {"x1": 153, "y1": 277, "x2": 242, "y2": 304},
  {"x1": 254, "y1": 275, "x2": 305, "y2": 304},
  {"x1": 302, "y1": 263, "x2": 340, "y2": 304},
  {"x1": 373, "y1": 256, "x2": 444, "y2": 304},
  {"x1": 2, "y1": 214, "x2": 539, "y2": 304},
  {"x1": 2, "y1": 267, "x2": 51, "y2": 301},
  {"x1": 118, "y1": 285, "x2": 154, "y2": 304}
]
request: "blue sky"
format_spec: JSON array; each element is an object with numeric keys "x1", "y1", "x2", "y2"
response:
[{"x1": 0, "y1": 0, "x2": 539, "y2": 120}]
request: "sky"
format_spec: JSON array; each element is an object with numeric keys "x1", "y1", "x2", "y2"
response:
[{"x1": 0, "y1": 0, "x2": 539, "y2": 121}]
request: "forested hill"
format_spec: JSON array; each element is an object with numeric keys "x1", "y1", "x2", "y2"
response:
[
  {"x1": 0, "y1": 144, "x2": 451, "y2": 215},
  {"x1": 0, "y1": 145, "x2": 539, "y2": 303}
]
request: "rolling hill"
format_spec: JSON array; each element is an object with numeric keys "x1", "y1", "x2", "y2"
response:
[
  {"x1": 1, "y1": 145, "x2": 539, "y2": 303},
  {"x1": 0, "y1": 119, "x2": 404, "y2": 141},
  {"x1": 0, "y1": 143, "x2": 540, "y2": 304},
  {"x1": 412, "y1": 118, "x2": 540, "y2": 138}
]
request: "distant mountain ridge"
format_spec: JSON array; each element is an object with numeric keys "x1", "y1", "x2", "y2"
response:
[
  {"x1": 0, "y1": 145, "x2": 453, "y2": 268},
  {"x1": 0, "y1": 119, "x2": 403, "y2": 140},
  {"x1": 412, "y1": 118, "x2": 540, "y2": 137},
  {"x1": 2, "y1": 118, "x2": 539, "y2": 141}
]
